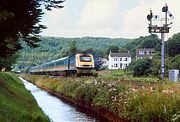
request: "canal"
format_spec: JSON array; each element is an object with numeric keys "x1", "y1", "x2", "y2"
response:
[{"x1": 20, "y1": 77, "x2": 102, "y2": 122}]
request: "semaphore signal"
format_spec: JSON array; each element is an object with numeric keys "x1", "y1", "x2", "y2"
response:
[{"x1": 147, "y1": 4, "x2": 174, "y2": 80}]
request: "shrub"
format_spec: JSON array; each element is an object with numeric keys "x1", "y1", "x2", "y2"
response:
[
  {"x1": 128, "y1": 59, "x2": 152, "y2": 76},
  {"x1": 125, "y1": 85, "x2": 180, "y2": 121}
]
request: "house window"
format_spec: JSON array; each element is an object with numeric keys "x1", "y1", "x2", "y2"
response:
[
  {"x1": 124, "y1": 64, "x2": 128, "y2": 68},
  {"x1": 111, "y1": 65, "x2": 113, "y2": 67},
  {"x1": 120, "y1": 58, "x2": 122, "y2": 61},
  {"x1": 151, "y1": 51, "x2": 155, "y2": 54},
  {"x1": 124, "y1": 58, "x2": 127, "y2": 61},
  {"x1": 114, "y1": 57, "x2": 118, "y2": 61},
  {"x1": 120, "y1": 63, "x2": 123, "y2": 69},
  {"x1": 114, "y1": 64, "x2": 118, "y2": 67},
  {"x1": 146, "y1": 51, "x2": 150, "y2": 54},
  {"x1": 139, "y1": 51, "x2": 144, "y2": 55}
]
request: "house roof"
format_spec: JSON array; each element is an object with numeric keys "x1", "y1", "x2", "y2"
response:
[
  {"x1": 136, "y1": 48, "x2": 155, "y2": 52},
  {"x1": 110, "y1": 53, "x2": 131, "y2": 57}
]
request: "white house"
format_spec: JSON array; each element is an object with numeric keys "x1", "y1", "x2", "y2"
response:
[{"x1": 108, "y1": 51, "x2": 131, "y2": 70}]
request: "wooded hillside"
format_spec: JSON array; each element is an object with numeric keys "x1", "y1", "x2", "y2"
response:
[
  {"x1": 14, "y1": 33, "x2": 180, "y2": 72},
  {"x1": 15, "y1": 36, "x2": 132, "y2": 68}
]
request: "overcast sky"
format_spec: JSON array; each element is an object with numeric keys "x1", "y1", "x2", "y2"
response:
[{"x1": 41, "y1": 0, "x2": 180, "y2": 38}]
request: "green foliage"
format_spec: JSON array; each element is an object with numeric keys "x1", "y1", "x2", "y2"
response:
[
  {"x1": 151, "y1": 59, "x2": 161, "y2": 76},
  {"x1": 14, "y1": 33, "x2": 180, "y2": 75},
  {"x1": 107, "y1": 45, "x2": 119, "y2": 54},
  {"x1": 66, "y1": 41, "x2": 78, "y2": 56},
  {"x1": 111, "y1": 70, "x2": 130, "y2": 77},
  {"x1": 0, "y1": 53, "x2": 19, "y2": 70},
  {"x1": 0, "y1": 0, "x2": 63, "y2": 58},
  {"x1": 155, "y1": 33, "x2": 180, "y2": 58},
  {"x1": 93, "y1": 88, "x2": 110, "y2": 108},
  {"x1": 75, "y1": 82, "x2": 97, "y2": 102},
  {"x1": 151, "y1": 58, "x2": 172, "y2": 77},
  {"x1": 0, "y1": 9, "x2": 13, "y2": 22},
  {"x1": 125, "y1": 86, "x2": 180, "y2": 122},
  {"x1": 170, "y1": 55, "x2": 180, "y2": 70},
  {"x1": 123, "y1": 34, "x2": 159, "y2": 58},
  {"x1": 22, "y1": 74, "x2": 180, "y2": 122},
  {"x1": 128, "y1": 59, "x2": 152, "y2": 76},
  {"x1": 167, "y1": 33, "x2": 180, "y2": 57},
  {"x1": 0, "y1": 72, "x2": 49, "y2": 122},
  {"x1": 15, "y1": 37, "x2": 131, "y2": 68}
]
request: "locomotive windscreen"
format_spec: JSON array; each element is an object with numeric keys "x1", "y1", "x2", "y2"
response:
[{"x1": 80, "y1": 56, "x2": 91, "y2": 62}]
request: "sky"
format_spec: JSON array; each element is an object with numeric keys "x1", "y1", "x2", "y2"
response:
[{"x1": 41, "y1": 0, "x2": 180, "y2": 39}]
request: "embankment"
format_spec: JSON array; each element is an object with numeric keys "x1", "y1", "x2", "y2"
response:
[
  {"x1": 0, "y1": 72, "x2": 50, "y2": 122},
  {"x1": 21, "y1": 74, "x2": 180, "y2": 122}
]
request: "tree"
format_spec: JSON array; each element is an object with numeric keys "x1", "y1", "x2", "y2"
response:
[
  {"x1": 170, "y1": 55, "x2": 180, "y2": 70},
  {"x1": 151, "y1": 58, "x2": 172, "y2": 77},
  {"x1": 138, "y1": 34, "x2": 159, "y2": 49},
  {"x1": 107, "y1": 45, "x2": 119, "y2": 54},
  {"x1": 0, "y1": 0, "x2": 64, "y2": 58},
  {"x1": 123, "y1": 34, "x2": 160, "y2": 58},
  {"x1": 151, "y1": 59, "x2": 160, "y2": 76},
  {"x1": 128, "y1": 59, "x2": 152, "y2": 76},
  {"x1": 0, "y1": 53, "x2": 19, "y2": 71},
  {"x1": 166, "y1": 33, "x2": 180, "y2": 57},
  {"x1": 66, "y1": 41, "x2": 78, "y2": 55},
  {"x1": 84, "y1": 48, "x2": 95, "y2": 53}
]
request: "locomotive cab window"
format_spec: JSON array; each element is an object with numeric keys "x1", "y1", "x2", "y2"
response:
[{"x1": 80, "y1": 56, "x2": 91, "y2": 62}]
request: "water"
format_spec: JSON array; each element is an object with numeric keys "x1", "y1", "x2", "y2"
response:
[{"x1": 20, "y1": 77, "x2": 100, "y2": 122}]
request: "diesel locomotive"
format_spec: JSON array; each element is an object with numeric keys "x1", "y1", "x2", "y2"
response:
[{"x1": 29, "y1": 53, "x2": 95, "y2": 76}]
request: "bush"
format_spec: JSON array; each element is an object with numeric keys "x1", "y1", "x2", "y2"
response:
[
  {"x1": 128, "y1": 59, "x2": 152, "y2": 76},
  {"x1": 170, "y1": 55, "x2": 180, "y2": 70},
  {"x1": 125, "y1": 86, "x2": 180, "y2": 121}
]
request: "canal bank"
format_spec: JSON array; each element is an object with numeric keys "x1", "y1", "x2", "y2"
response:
[
  {"x1": 21, "y1": 74, "x2": 180, "y2": 122},
  {"x1": 21, "y1": 75, "x2": 129, "y2": 122},
  {"x1": 0, "y1": 72, "x2": 49, "y2": 121},
  {"x1": 20, "y1": 77, "x2": 101, "y2": 122},
  {"x1": 21, "y1": 77, "x2": 124, "y2": 122}
]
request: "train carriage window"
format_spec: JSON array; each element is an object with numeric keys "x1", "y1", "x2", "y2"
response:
[
  {"x1": 80, "y1": 56, "x2": 91, "y2": 62},
  {"x1": 70, "y1": 57, "x2": 75, "y2": 64},
  {"x1": 49, "y1": 62, "x2": 55, "y2": 67},
  {"x1": 57, "y1": 60, "x2": 64, "y2": 66}
]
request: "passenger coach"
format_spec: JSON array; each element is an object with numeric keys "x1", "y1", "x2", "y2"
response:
[{"x1": 29, "y1": 53, "x2": 95, "y2": 76}]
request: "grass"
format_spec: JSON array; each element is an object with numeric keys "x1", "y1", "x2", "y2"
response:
[
  {"x1": 21, "y1": 72, "x2": 180, "y2": 122},
  {"x1": 99, "y1": 70, "x2": 169, "y2": 83},
  {"x1": 0, "y1": 72, "x2": 50, "y2": 122}
]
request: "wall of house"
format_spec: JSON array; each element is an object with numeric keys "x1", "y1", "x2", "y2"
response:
[
  {"x1": 108, "y1": 55, "x2": 131, "y2": 70},
  {"x1": 136, "y1": 49, "x2": 155, "y2": 60}
]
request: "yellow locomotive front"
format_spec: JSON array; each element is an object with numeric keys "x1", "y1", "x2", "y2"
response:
[{"x1": 75, "y1": 53, "x2": 95, "y2": 75}]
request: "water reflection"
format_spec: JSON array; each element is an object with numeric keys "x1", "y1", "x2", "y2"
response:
[{"x1": 20, "y1": 77, "x2": 98, "y2": 122}]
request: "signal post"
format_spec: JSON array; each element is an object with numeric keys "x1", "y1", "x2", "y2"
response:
[{"x1": 147, "y1": 4, "x2": 174, "y2": 80}]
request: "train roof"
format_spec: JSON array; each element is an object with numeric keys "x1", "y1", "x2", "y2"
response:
[
  {"x1": 30, "y1": 52, "x2": 93, "y2": 70},
  {"x1": 31, "y1": 56, "x2": 69, "y2": 69}
]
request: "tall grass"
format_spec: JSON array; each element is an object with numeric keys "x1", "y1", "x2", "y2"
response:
[{"x1": 22, "y1": 74, "x2": 180, "y2": 121}]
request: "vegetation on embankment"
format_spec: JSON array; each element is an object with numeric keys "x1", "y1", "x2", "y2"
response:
[
  {"x1": 0, "y1": 72, "x2": 50, "y2": 122},
  {"x1": 21, "y1": 74, "x2": 180, "y2": 122}
]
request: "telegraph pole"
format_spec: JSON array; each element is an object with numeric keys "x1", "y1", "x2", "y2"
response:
[{"x1": 147, "y1": 4, "x2": 174, "y2": 80}]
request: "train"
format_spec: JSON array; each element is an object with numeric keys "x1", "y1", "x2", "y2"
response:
[{"x1": 29, "y1": 53, "x2": 96, "y2": 76}]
